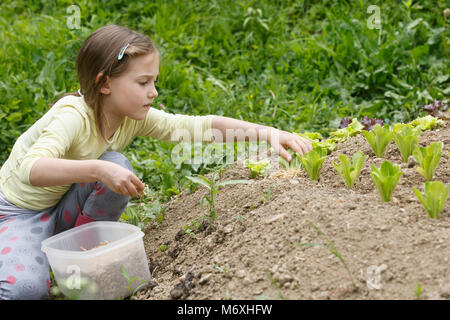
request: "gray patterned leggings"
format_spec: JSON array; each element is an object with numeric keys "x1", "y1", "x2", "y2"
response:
[{"x1": 0, "y1": 152, "x2": 132, "y2": 300}]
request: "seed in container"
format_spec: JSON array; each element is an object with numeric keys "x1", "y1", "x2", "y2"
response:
[{"x1": 80, "y1": 240, "x2": 110, "y2": 251}]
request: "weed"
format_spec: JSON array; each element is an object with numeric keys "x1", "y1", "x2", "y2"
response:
[
  {"x1": 415, "y1": 283, "x2": 422, "y2": 299},
  {"x1": 186, "y1": 170, "x2": 251, "y2": 219},
  {"x1": 306, "y1": 220, "x2": 356, "y2": 289},
  {"x1": 264, "y1": 269, "x2": 285, "y2": 300},
  {"x1": 120, "y1": 265, "x2": 148, "y2": 299}
]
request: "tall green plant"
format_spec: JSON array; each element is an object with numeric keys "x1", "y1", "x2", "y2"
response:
[{"x1": 186, "y1": 171, "x2": 251, "y2": 219}]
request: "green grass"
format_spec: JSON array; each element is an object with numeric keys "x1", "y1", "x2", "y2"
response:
[{"x1": 1, "y1": 0, "x2": 449, "y2": 226}]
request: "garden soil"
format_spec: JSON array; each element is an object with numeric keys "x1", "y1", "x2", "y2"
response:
[{"x1": 135, "y1": 120, "x2": 450, "y2": 300}]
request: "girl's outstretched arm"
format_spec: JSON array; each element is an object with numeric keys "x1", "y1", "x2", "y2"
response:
[
  {"x1": 211, "y1": 116, "x2": 313, "y2": 162},
  {"x1": 29, "y1": 158, "x2": 145, "y2": 197}
]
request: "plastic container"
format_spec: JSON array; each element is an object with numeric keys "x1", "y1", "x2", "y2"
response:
[{"x1": 41, "y1": 221, "x2": 151, "y2": 300}]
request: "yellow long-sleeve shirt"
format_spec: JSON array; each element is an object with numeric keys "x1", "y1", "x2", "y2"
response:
[{"x1": 0, "y1": 95, "x2": 214, "y2": 211}]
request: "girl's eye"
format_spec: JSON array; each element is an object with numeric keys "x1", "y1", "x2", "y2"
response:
[{"x1": 139, "y1": 81, "x2": 149, "y2": 86}]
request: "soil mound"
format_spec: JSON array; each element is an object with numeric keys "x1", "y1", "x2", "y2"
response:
[{"x1": 136, "y1": 120, "x2": 450, "y2": 300}]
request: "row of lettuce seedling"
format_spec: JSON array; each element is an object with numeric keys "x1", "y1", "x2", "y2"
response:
[{"x1": 244, "y1": 115, "x2": 449, "y2": 219}]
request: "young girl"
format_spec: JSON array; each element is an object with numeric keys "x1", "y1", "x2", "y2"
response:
[{"x1": 0, "y1": 25, "x2": 311, "y2": 300}]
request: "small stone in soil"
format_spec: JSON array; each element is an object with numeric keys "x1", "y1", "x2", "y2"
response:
[{"x1": 198, "y1": 273, "x2": 212, "y2": 285}]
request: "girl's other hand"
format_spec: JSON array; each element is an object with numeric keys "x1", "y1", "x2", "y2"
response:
[{"x1": 97, "y1": 161, "x2": 145, "y2": 197}]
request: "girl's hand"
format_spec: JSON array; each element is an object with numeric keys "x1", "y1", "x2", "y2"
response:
[
  {"x1": 97, "y1": 161, "x2": 145, "y2": 197},
  {"x1": 267, "y1": 128, "x2": 313, "y2": 162}
]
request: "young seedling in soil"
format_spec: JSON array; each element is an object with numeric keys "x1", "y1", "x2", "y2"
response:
[
  {"x1": 394, "y1": 125, "x2": 421, "y2": 163},
  {"x1": 298, "y1": 147, "x2": 327, "y2": 181},
  {"x1": 121, "y1": 183, "x2": 166, "y2": 230},
  {"x1": 264, "y1": 269, "x2": 286, "y2": 300},
  {"x1": 362, "y1": 124, "x2": 394, "y2": 158},
  {"x1": 332, "y1": 151, "x2": 365, "y2": 189},
  {"x1": 183, "y1": 216, "x2": 205, "y2": 239},
  {"x1": 370, "y1": 160, "x2": 403, "y2": 202},
  {"x1": 243, "y1": 158, "x2": 271, "y2": 178},
  {"x1": 278, "y1": 148, "x2": 302, "y2": 170},
  {"x1": 412, "y1": 141, "x2": 443, "y2": 181},
  {"x1": 120, "y1": 265, "x2": 149, "y2": 299},
  {"x1": 415, "y1": 284, "x2": 422, "y2": 299},
  {"x1": 261, "y1": 185, "x2": 272, "y2": 204},
  {"x1": 186, "y1": 171, "x2": 251, "y2": 219},
  {"x1": 412, "y1": 181, "x2": 449, "y2": 219},
  {"x1": 306, "y1": 220, "x2": 356, "y2": 289}
]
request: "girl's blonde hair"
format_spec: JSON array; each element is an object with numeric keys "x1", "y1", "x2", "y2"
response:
[{"x1": 58, "y1": 25, "x2": 157, "y2": 141}]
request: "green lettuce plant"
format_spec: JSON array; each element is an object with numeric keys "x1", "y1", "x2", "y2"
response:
[
  {"x1": 412, "y1": 141, "x2": 443, "y2": 181},
  {"x1": 362, "y1": 124, "x2": 395, "y2": 158},
  {"x1": 328, "y1": 118, "x2": 364, "y2": 143},
  {"x1": 332, "y1": 151, "x2": 365, "y2": 189},
  {"x1": 243, "y1": 158, "x2": 271, "y2": 178},
  {"x1": 296, "y1": 132, "x2": 337, "y2": 153},
  {"x1": 409, "y1": 115, "x2": 443, "y2": 131},
  {"x1": 278, "y1": 148, "x2": 302, "y2": 170},
  {"x1": 370, "y1": 160, "x2": 403, "y2": 202},
  {"x1": 413, "y1": 181, "x2": 449, "y2": 219},
  {"x1": 299, "y1": 147, "x2": 327, "y2": 181},
  {"x1": 394, "y1": 126, "x2": 421, "y2": 162}
]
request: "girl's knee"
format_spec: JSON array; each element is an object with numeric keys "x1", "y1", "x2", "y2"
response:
[
  {"x1": 0, "y1": 276, "x2": 50, "y2": 300},
  {"x1": 98, "y1": 152, "x2": 133, "y2": 172}
]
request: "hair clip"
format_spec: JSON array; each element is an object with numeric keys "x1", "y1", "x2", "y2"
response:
[
  {"x1": 77, "y1": 89, "x2": 84, "y2": 97},
  {"x1": 118, "y1": 43, "x2": 130, "y2": 61}
]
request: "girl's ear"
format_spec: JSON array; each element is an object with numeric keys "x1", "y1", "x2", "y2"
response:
[{"x1": 96, "y1": 72, "x2": 111, "y2": 95}]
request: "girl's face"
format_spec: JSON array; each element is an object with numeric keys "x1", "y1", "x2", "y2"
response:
[{"x1": 101, "y1": 52, "x2": 159, "y2": 121}]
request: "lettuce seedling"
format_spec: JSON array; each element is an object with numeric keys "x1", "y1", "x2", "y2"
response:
[
  {"x1": 332, "y1": 151, "x2": 365, "y2": 189},
  {"x1": 392, "y1": 123, "x2": 415, "y2": 134},
  {"x1": 394, "y1": 126, "x2": 421, "y2": 163},
  {"x1": 329, "y1": 118, "x2": 364, "y2": 143},
  {"x1": 243, "y1": 158, "x2": 271, "y2": 178},
  {"x1": 279, "y1": 148, "x2": 300, "y2": 170},
  {"x1": 413, "y1": 181, "x2": 449, "y2": 219},
  {"x1": 370, "y1": 160, "x2": 403, "y2": 202},
  {"x1": 298, "y1": 147, "x2": 327, "y2": 181},
  {"x1": 412, "y1": 141, "x2": 443, "y2": 181},
  {"x1": 409, "y1": 115, "x2": 443, "y2": 131},
  {"x1": 362, "y1": 124, "x2": 394, "y2": 158},
  {"x1": 296, "y1": 132, "x2": 336, "y2": 153}
]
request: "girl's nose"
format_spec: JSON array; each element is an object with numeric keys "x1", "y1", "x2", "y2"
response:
[{"x1": 149, "y1": 83, "x2": 158, "y2": 99}]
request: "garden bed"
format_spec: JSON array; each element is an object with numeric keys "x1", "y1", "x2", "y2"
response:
[{"x1": 134, "y1": 119, "x2": 449, "y2": 300}]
